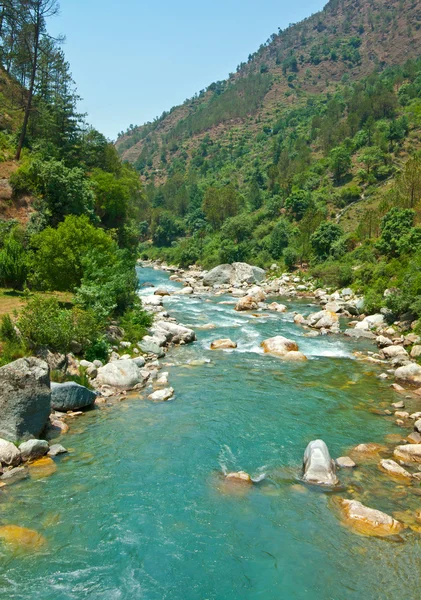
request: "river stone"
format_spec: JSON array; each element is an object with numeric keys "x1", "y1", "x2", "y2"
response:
[
  {"x1": 210, "y1": 339, "x2": 237, "y2": 350},
  {"x1": 344, "y1": 329, "x2": 376, "y2": 340},
  {"x1": 0, "y1": 439, "x2": 21, "y2": 467},
  {"x1": 19, "y1": 439, "x2": 49, "y2": 462},
  {"x1": 382, "y1": 345, "x2": 408, "y2": 359},
  {"x1": 148, "y1": 387, "x2": 174, "y2": 402},
  {"x1": 248, "y1": 286, "x2": 266, "y2": 302},
  {"x1": 96, "y1": 360, "x2": 147, "y2": 390},
  {"x1": 0, "y1": 357, "x2": 51, "y2": 441},
  {"x1": 410, "y1": 345, "x2": 421, "y2": 358},
  {"x1": 337, "y1": 499, "x2": 404, "y2": 537},
  {"x1": 142, "y1": 295, "x2": 163, "y2": 307},
  {"x1": 178, "y1": 286, "x2": 194, "y2": 295},
  {"x1": 336, "y1": 456, "x2": 356, "y2": 468},
  {"x1": 267, "y1": 302, "x2": 287, "y2": 312},
  {"x1": 261, "y1": 336, "x2": 298, "y2": 357},
  {"x1": 138, "y1": 339, "x2": 165, "y2": 357},
  {"x1": 414, "y1": 419, "x2": 421, "y2": 433},
  {"x1": 155, "y1": 321, "x2": 196, "y2": 344},
  {"x1": 379, "y1": 459, "x2": 412, "y2": 480},
  {"x1": 394, "y1": 444, "x2": 421, "y2": 463},
  {"x1": 235, "y1": 296, "x2": 258, "y2": 312},
  {"x1": 51, "y1": 382, "x2": 96, "y2": 411},
  {"x1": 394, "y1": 363, "x2": 421, "y2": 384},
  {"x1": 203, "y1": 263, "x2": 265, "y2": 286},
  {"x1": 47, "y1": 444, "x2": 68, "y2": 457},
  {"x1": 0, "y1": 466, "x2": 29, "y2": 484},
  {"x1": 407, "y1": 432, "x2": 421, "y2": 444},
  {"x1": 303, "y1": 439, "x2": 339, "y2": 486}
]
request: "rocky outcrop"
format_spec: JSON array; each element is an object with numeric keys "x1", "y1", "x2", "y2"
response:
[
  {"x1": 0, "y1": 358, "x2": 51, "y2": 441},
  {"x1": 96, "y1": 359, "x2": 149, "y2": 390},
  {"x1": 303, "y1": 439, "x2": 338, "y2": 486},
  {"x1": 51, "y1": 382, "x2": 96, "y2": 411},
  {"x1": 203, "y1": 263, "x2": 265, "y2": 287},
  {"x1": 210, "y1": 339, "x2": 237, "y2": 350},
  {"x1": 337, "y1": 499, "x2": 404, "y2": 537}
]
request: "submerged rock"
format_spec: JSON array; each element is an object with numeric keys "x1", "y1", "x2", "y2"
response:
[
  {"x1": 225, "y1": 471, "x2": 252, "y2": 483},
  {"x1": 303, "y1": 439, "x2": 339, "y2": 486},
  {"x1": 0, "y1": 357, "x2": 51, "y2": 441},
  {"x1": 336, "y1": 499, "x2": 404, "y2": 537},
  {"x1": 51, "y1": 382, "x2": 96, "y2": 411},
  {"x1": 0, "y1": 525, "x2": 46, "y2": 551},
  {"x1": 210, "y1": 339, "x2": 237, "y2": 350}
]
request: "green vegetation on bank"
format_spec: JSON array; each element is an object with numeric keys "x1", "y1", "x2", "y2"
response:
[{"x1": 0, "y1": 1, "x2": 150, "y2": 366}]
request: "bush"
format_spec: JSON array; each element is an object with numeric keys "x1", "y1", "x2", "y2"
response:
[
  {"x1": 119, "y1": 305, "x2": 153, "y2": 343},
  {"x1": 0, "y1": 232, "x2": 28, "y2": 290},
  {"x1": 0, "y1": 314, "x2": 19, "y2": 342},
  {"x1": 17, "y1": 296, "x2": 99, "y2": 354},
  {"x1": 283, "y1": 247, "x2": 298, "y2": 270}
]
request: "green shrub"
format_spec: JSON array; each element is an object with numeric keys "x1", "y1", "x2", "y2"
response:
[
  {"x1": 84, "y1": 337, "x2": 110, "y2": 363},
  {"x1": 119, "y1": 306, "x2": 152, "y2": 343},
  {"x1": 0, "y1": 314, "x2": 18, "y2": 342}
]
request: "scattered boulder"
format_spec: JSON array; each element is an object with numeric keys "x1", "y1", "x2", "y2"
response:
[
  {"x1": 47, "y1": 444, "x2": 68, "y2": 457},
  {"x1": 0, "y1": 439, "x2": 21, "y2": 467},
  {"x1": 379, "y1": 459, "x2": 412, "y2": 480},
  {"x1": 96, "y1": 360, "x2": 148, "y2": 390},
  {"x1": 381, "y1": 345, "x2": 408, "y2": 359},
  {"x1": 267, "y1": 302, "x2": 287, "y2": 312},
  {"x1": 19, "y1": 439, "x2": 49, "y2": 462},
  {"x1": 148, "y1": 387, "x2": 174, "y2": 402},
  {"x1": 407, "y1": 432, "x2": 421, "y2": 444},
  {"x1": 0, "y1": 358, "x2": 51, "y2": 441},
  {"x1": 178, "y1": 286, "x2": 194, "y2": 295},
  {"x1": 35, "y1": 348, "x2": 67, "y2": 372},
  {"x1": 203, "y1": 263, "x2": 265, "y2": 286},
  {"x1": 51, "y1": 382, "x2": 96, "y2": 411},
  {"x1": 410, "y1": 345, "x2": 421, "y2": 359},
  {"x1": 210, "y1": 339, "x2": 237, "y2": 350},
  {"x1": 0, "y1": 466, "x2": 29, "y2": 484},
  {"x1": 336, "y1": 456, "x2": 356, "y2": 468},
  {"x1": 261, "y1": 336, "x2": 298, "y2": 357},
  {"x1": 394, "y1": 444, "x2": 421, "y2": 463},
  {"x1": 395, "y1": 363, "x2": 421, "y2": 384},
  {"x1": 344, "y1": 329, "x2": 376, "y2": 340},
  {"x1": 302, "y1": 439, "x2": 339, "y2": 486},
  {"x1": 155, "y1": 321, "x2": 196, "y2": 344},
  {"x1": 235, "y1": 296, "x2": 258, "y2": 311},
  {"x1": 336, "y1": 499, "x2": 404, "y2": 537}
]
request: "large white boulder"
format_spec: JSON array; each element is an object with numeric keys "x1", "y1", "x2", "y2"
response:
[
  {"x1": 394, "y1": 363, "x2": 421, "y2": 384},
  {"x1": 96, "y1": 360, "x2": 148, "y2": 390},
  {"x1": 303, "y1": 439, "x2": 338, "y2": 486},
  {"x1": 154, "y1": 321, "x2": 196, "y2": 344}
]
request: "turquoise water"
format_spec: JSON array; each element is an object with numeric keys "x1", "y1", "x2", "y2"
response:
[{"x1": 1, "y1": 267, "x2": 421, "y2": 599}]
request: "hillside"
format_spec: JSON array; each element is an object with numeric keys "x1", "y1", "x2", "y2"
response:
[{"x1": 117, "y1": 0, "x2": 421, "y2": 179}]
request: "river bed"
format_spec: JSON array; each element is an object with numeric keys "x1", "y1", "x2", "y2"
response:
[{"x1": 0, "y1": 267, "x2": 420, "y2": 599}]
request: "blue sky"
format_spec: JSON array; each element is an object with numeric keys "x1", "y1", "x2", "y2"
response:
[{"x1": 50, "y1": 0, "x2": 327, "y2": 140}]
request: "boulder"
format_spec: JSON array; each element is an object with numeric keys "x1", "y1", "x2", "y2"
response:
[
  {"x1": 203, "y1": 263, "x2": 265, "y2": 287},
  {"x1": 105, "y1": 325, "x2": 125, "y2": 343},
  {"x1": 307, "y1": 310, "x2": 338, "y2": 329},
  {"x1": 47, "y1": 444, "x2": 68, "y2": 457},
  {"x1": 235, "y1": 296, "x2": 258, "y2": 312},
  {"x1": 0, "y1": 439, "x2": 21, "y2": 467},
  {"x1": 261, "y1": 336, "x2": 299, "y2": 357},
  {"x1": 379, "y1": 459, "x2": 412, "y2": 480},
  {"x1": 178, "y1": 286, "x2": 194, "y2": 295},
  {"x1": 0, "y1": 358, "x2": 51, "y2": 441},
  {"x1": 35, "y1": 348, "x2": 67, "y2": 372},
  {"x1": 337, "y1": 499, "x2": 404, "y2": 537},
  {"x1": 395, "y1": 363, "x2": 421, "y2": 384},
  {"x1": 141, "y1": 295, "x2": 163, "y2": 307},
  {"x1": 154, "y1": 289, "x2": 170, "y2": 296},
  {"x1": 0, "y1": 466, "x2": 29, "y2": 484},
  {"x1": 410, "y1": 345, "x2": 421, "y2": 358},
  {"x1": 267, "y1": 302, "x2": 287, "y2": 312},
  {"x1": 382, "y1": 345, "x2": 408, "y2": 359},
  {"x1": 281, "y1": 351, "x2": 307, "y2": 361},
  {"x1": 303, "y1": 439, "x2": 339, "y2": 486},
  {"x1": 344, "y1": 329, "x2": 376, "y2": 340},
  {"x1": 138, "y1": 339, "x2": 165, "y2": 357},
  {"x1": 51, "y1": 382, "x2": 96, "y2": 411},
  {"x1": 148, "y1": 387, "x2": 174, "y2": 402},
  {"x1": 210, "y1": 339, "x2": 237, "y2": 350},
  {"x1": 376, "y1": 336, "x2": 393, "y2": 348},
  {"x1": 393, "y1": 444, "x2": 421, "y2": 463},
  {"x1": 336, "y1": 456, "x2": 356, "y2": 468},
  {"x1": 248, "y1": 286, "x2": 266, "y2": 302},
  {"x1": 96, "y1": 360, "x2": 148, "y2": 390},
  {"x1": 19, "y1": 439, "x2": 49, "y2": 462},
  {"x1": 355, "y1": 314, "x2": 385, "y2": 330},
  {"x1": 155, "y1": 321, "x2": 196, "y2": 344}
]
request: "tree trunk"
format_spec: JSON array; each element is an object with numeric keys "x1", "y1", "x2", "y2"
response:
[{"x1": 15, "y1": 17, "x2": 40, "y2": 160}]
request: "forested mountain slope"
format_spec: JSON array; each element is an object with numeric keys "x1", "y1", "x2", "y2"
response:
[{"x1": 116, "y1": 0, "x2": 421, "y2": 324}]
